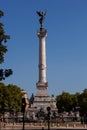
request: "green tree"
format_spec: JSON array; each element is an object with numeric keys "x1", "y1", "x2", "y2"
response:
[
  {"x1": 72, "y1": 92, "x2": 80, "y2": 111},
  {"x1": 78, "y1": 89, "x2": 87, "y2": 115},
  {"x1": 56, "y1": 91, "x2": 81, "y2": 112},
  {"x1": 56, "y1": 89, "x2": 87, "y2": 116},
  {"x1": 0, "y1": 10, "x2": 12, "y2": 80},
  {"x1": 0, "y1": 83, "x2": 22, "y2": 113},
  {"x1": 56, "y1": 91, "x2": 74, "y2": 112}
]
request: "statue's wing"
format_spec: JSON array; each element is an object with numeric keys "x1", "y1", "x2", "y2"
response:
[{"x1": 37, "y1": 11, "x2": 42, "y2": 16}]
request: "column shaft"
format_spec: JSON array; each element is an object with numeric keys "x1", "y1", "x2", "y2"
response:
[{"x1": 39, "y1": 36, "x2": 46, "y2": 83}]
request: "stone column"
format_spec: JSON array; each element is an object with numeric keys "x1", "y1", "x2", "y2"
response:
[{"x1": 36, "y1": 28, "x2": 48, "y2": 96}]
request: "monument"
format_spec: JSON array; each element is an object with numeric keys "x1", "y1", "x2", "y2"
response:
[{"x1": 28, "y1": 11, "x2": 57, "y2": 115}]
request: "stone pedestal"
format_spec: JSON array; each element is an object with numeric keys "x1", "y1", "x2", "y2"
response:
[{"x1": 31, "y1": 95, "x2": 57, "y2": 111}]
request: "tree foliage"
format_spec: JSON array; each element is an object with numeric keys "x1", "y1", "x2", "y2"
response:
[
  {"x1": 56, "y1": 89, "x2": 87, "y2": 115},
  {"x1": 78, "y1": 89, "x2": 87, "y2": 115},
  {"x1": 56, "y1": 92, "x2": 74, "y2": 112},
  {"x1": 0, "y1": 10, "x2": 12, "y2": 80},
  {"x1": 0, "y1": 83, "x2": 22, "y2": 113}
]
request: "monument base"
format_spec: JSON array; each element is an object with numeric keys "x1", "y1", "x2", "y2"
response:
[
  {"x1": 27, "y1": 94, "x2": 58, "y2": 119},
  {"x1": 31, "y1": 95, "x2": 57, "y2": 111},
  {"x1": 28, "y1": 83, "x2": 58, "y2": 116}
]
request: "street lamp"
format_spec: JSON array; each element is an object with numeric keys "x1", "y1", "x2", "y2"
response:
[{"x1": 47, "y1": 107, "x2": 51, "y2": 130}]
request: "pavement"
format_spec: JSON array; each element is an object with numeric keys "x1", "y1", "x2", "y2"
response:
[
  {"x1": 0, "y1": 126, "x2": 87, "y2": 130},
  {"x1": 0, "y1": 123, "x2": 87, "y2": 130}
]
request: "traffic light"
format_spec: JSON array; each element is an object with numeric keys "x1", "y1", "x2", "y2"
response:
[{"x1": 21, "y1": 98, "x2": 26, "y2": 113}]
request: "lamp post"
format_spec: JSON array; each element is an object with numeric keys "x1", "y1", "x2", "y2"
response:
[
  {"x1": 10, "y1": 108, "x2": 15, "y2": 125},
  {"x1": 47, "y1": 107, "x2": 51, "y2": 130}
]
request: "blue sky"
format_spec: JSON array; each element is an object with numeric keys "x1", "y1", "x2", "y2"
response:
[{"x1": 0, "y1": 0, "x2": 87, "y2": 97}]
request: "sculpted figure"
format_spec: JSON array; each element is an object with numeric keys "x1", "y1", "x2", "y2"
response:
[{"x1": 37, "y1": 11, "x2": 46, "y2": 28}]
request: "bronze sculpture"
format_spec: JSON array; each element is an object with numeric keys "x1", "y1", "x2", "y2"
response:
[{"x1": 37, "y1": 11, "x2": 46, "y2": 28}]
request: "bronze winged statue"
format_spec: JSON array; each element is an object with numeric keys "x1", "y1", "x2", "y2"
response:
[{"x1": 37, "y1": 11, "x2": 46, "y2": 28}]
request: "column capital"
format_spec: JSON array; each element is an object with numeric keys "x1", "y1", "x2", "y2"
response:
[{"x1": 37, "y1": 28, "x2": 47, "y2": 38}]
